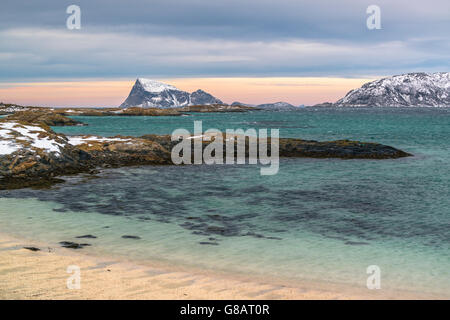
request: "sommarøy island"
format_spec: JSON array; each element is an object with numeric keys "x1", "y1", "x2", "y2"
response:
[{"x1": 1, "y1": 1, "x2": 450, "y2": 301}]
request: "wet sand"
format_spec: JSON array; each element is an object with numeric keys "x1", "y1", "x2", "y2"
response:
[{"x1": 0, "y1": 232, "x2": 442, "y2": 300}]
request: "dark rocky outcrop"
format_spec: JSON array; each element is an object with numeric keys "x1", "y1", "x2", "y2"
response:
[
  {"x1": 141, "y1": 134, "x2": 412, "y2": 160},
  {"x1": 7, "y1": 110, "x2": 85, "y2": 126},
  {"x1": 0, "y1": 122, "x2": 93, "y2": 183},
  {"x1": 277, "y1": 138, "x2": 411, "y2": 159}
]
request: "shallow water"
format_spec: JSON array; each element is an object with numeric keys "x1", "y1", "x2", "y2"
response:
[{"x1": 1, "y1": 108, "x2": 449, "y2": 296}]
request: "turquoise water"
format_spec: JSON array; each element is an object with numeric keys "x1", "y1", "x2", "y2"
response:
[{"x1": 1, "y1": 108, "x2": 449, "y2": 296}]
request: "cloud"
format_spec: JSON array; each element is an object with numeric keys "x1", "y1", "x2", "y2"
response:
[
  {"x1": 0, "y1": 0, "x2": 449, "y2": 80},
  {"x1": 0, "y1": 26, "x2": 448, "y2": 81}
]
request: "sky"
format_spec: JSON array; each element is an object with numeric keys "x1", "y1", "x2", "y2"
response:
[{"x1": 0, "y1": 0, "x2": 449, "y2": 106}]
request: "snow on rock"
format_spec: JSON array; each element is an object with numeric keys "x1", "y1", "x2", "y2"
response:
[
  {"x1": 67, "y1": 136, "x2": 131, "y2": 146},
  {"x1": 0, "y1": 122, "x2": 65, "y2": 156},
  {"x1": 0, "y1": 104, "x2": 29, "y2": 113},
  {"x1": 0, "y1": 139, "x2": 20, "y2": 155}
]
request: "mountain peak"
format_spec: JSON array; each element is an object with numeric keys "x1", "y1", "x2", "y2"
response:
[
  {"x1": 120, "y1": 79, "x2": 223, "y2": 108},
  {"x1": 136, "y1": 78, "x2": 179, "y2": 93}
]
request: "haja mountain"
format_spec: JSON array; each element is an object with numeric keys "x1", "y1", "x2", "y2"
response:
[{"x1": 119, "y1": 78, "x2": 223, "y2": 108}]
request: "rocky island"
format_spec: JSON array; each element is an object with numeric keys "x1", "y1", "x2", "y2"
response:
[{"x1": 0, "y1": 115, "x2": 411, "y2": 190}]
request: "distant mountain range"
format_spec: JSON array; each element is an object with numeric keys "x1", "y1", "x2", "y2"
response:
[
  {"x1": 120, "y1": 72, "x2": 450, "y2": 110},
  {"x1": 120, "y1": 78, "x2": 223, "y2": 108},
  {"x1": 232, "y1": 101, "x2": 305, "y2": 110},
  {"x1": 231, "y1": 101, "x2": 305, "y2": 110},
  {"x1": 316, "y1": 72, "x2": 450, "y2": 107},
  {"x1": 254, "y1": 102, "x2": 305, "y2": 110},
  {"x1": 120, "y1": 78, "x2": 305, "y2": 109}
]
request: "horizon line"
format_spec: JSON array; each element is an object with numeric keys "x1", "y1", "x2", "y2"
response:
[{"x1": 0, "y1": 76, "x2": 378, "y2": 107}]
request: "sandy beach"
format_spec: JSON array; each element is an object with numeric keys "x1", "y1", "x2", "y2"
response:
[{"x1": 0, "y1": 232, "x2": 443, "y2": 300}]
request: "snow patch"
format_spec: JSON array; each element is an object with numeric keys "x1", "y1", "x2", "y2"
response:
[
  {"x1": 0, "y1": 105, "x2": 28, "y2": 113},
  {"x1": 0, "y1": 122, "x2": 64, "y2": 156},
  {"x1": 0, "y1": 140, "x2": 20, "y2": 155},
  {"x1": 67, "y1": 136, "x2": 131, "y2": 146}
]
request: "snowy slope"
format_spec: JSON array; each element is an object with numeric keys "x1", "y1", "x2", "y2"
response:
[
  {"x1": 335, "y1": 72, "x2": 450, "y2": 107},
  {"x1": 0, "y1": 122, "x2": 65, "y2": 156}
]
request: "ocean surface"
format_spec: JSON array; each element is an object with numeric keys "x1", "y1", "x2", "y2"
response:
[{"x1": 1, "y1": 107, "x2": 449, "y2": 296}]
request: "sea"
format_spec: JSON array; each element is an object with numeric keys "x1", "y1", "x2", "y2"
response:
[{"x1": 0, "y1": 107, "x2": 449, "y2": 296}]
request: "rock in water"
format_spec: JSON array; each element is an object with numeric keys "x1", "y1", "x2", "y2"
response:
[
  {"x1": 59, "y1": 241, "x2": 91, "y2": 249},
  {"x1": 334, "y1": 72, "x2": 450, "y2": 107},
  {"x1": 119, "y1": 78, "x2": 222, "y2": 108},
  {"x1": 75, "y1": 235, "x2": 97, "y2": 239},
  {"x1": 121, "y1": 235, "x2": 141, "y2": 240},
  {"x1": 23, "y1": 247, "x2": 41, "y2": 251}
]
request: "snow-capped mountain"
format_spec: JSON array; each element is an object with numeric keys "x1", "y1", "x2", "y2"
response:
[
  {"x1": 335, "y1": 72, "x2": 450, "y2": 107},
  {"x1": 120, "y1": 78, "x2": 223, "y2": 108}
]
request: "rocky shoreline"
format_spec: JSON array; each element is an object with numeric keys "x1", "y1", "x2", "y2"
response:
[
  {"x1": 0, "y1": 113, "x2": 412, "y2": 189},
  {"x1": 0, "y1": 103, "x2": 257, "y2": 118}
]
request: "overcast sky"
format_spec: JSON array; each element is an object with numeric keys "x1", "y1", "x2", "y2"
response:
[
  {"x1": 1, "y1": 0, "x2": 449, "y2": 81},
  {"x1": 0, "y1": 0, "x2": 449, "y2": 106}
]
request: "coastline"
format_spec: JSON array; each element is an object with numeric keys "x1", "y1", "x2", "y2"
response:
[{"x1": 0, "y1": 231, "x2": 444, "y2": 300}]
